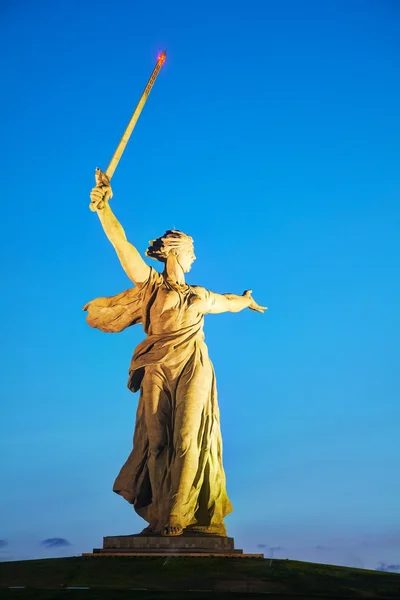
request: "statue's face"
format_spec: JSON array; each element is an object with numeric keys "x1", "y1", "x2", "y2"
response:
[{"x1": 176, "y1": 246, "x2": 196, "y2": 272}]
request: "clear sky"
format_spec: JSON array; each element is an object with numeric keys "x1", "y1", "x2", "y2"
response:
[{"x1": 1, "y1": 0, "x2": 399, "y2": 571}]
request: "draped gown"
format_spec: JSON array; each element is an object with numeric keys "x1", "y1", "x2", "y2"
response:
[{"x1": 84, "y1": 267, "x2": 232, "y2": 534}]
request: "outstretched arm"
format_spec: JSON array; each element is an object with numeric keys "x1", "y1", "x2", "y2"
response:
[
  {"x1": 194, "y1": 288, "x2": 267, "y2": 314},
  {"x1": 90, "y1": 182, "x2": 150, "y2": 285}
]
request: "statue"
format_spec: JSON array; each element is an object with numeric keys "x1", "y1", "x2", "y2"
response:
[{"x1": 84, "y1": 180, "x2": 267, "y2": 537}]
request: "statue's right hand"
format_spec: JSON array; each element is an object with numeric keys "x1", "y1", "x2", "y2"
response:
[
  {"x1": 89, "y1": 168, "x2": 113, "y2": 212},
  {"x1": 89, "y1": 185, "x2": 112, "y2": 212}
]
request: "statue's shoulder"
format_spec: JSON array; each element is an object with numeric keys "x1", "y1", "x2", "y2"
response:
[{"x1": 190, "y1": 285, "x2": 210, "y2": 299}]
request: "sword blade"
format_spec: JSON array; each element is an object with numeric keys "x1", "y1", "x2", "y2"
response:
[{"x1": 105, "y1": 51, "x2": 166, "y2": 180}]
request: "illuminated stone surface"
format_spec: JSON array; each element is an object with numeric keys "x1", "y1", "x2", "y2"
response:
[
  {"x1": 84, "y1": 181, "x2": 267, "y2": 538},
  {"x1": 82, "y1": 533, "x2": 265, "y2": 557}
]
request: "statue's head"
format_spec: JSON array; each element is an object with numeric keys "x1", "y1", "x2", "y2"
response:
[{"x1": 146, "y1": 230, "x2": 196, "y2": 273}]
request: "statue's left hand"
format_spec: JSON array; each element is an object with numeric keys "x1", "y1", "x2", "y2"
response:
[{"x1": 243, "y1": 290, "x2": 268, "y2": 314}]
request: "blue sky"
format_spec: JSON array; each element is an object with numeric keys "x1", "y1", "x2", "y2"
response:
[{"x1": 0, "y1": 0, "x2": 399, "y2": 570}]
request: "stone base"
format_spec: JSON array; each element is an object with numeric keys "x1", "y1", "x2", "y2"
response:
[{"x1": 83, "y1": 532, "x2": 264, "y2": 558}]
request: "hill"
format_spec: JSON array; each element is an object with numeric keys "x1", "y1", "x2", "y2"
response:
[{"x1": 1, "y1": 555, "x2": 400, "y2": 599}]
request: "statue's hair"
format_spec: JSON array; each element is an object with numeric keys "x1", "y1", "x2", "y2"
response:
[{"x1": 146, "y1": 230, "x2": 194, "y2": 263}]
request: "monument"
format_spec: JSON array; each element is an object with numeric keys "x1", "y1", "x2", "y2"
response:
[{"x1": 83, "y1": 53, "x2": 266, "y2": 556}]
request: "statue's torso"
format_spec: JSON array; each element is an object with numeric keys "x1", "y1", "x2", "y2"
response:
[{"x1": 148, "y1": 280, "x2": 205, "y2": 335}]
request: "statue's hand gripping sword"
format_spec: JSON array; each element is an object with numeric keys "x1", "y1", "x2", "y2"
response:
[{"x1": 90, "y1": 51, "x2": 166, "y2": 211}]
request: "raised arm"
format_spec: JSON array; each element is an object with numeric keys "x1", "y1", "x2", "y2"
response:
[
  {"x1": 193, "y1": 287, "x2": 267, "y2": 314},
  {"x1": 89, "y1": 181, "x2": 150, "y2": 285}
]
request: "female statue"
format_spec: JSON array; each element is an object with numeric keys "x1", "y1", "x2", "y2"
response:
[{"x1": 85, "y1": 177, "x2": 267, "y2": 537}]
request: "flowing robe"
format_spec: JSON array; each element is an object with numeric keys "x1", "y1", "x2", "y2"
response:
[{"x1": 84, "y1": 268, "x2": 232, "y2": 533}]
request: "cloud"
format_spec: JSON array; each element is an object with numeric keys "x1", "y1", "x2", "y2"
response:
[
  {"x1": 41, "y1": 538, "x2": 71, "y2": 548},
  {"x1": 0, "y1": 540, "x2": 8, "y2": 548},
  {"x1": 376, "y1": 562, "x2": 400, "y2": 573}
]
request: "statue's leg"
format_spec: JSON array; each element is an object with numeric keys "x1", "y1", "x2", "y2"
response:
[
  {"x1": 141, "y1": 366, "x2": 170, "y2": 532},
  {"x1": 164, "y1": 357, "x2": 213, "y2": 534}
]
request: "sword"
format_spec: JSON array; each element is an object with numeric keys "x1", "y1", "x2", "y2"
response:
[{"x1": 91, "y1": 51, "x2": 166, "y2": 210}]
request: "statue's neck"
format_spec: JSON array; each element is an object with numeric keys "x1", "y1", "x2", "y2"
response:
[{"x1": 164, "y1": 256, "x2": 185, "y2": 286}]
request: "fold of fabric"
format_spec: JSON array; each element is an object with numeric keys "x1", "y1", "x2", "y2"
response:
[{"x1": 84, "y1": 268, "x2": 232, "y2": 531}]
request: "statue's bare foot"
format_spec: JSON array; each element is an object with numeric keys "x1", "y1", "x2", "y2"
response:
[{"x1": 162, "y1": 517, "x2": 183, "y2": 536}]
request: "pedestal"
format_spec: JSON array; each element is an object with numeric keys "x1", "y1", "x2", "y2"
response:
[{"x1": 83, "y1": 532, "x2": 263, "y2": 558}]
